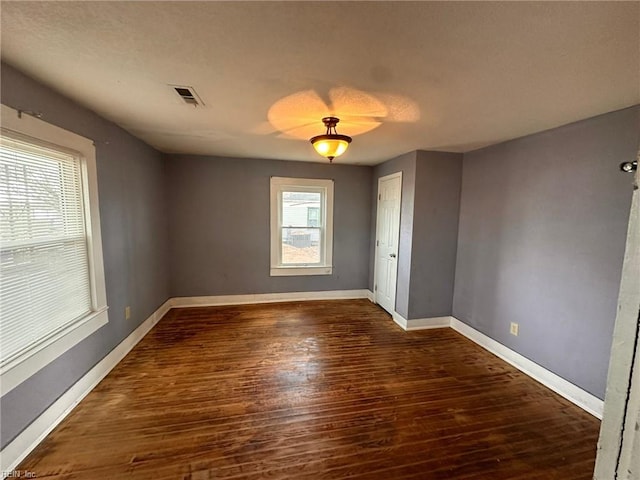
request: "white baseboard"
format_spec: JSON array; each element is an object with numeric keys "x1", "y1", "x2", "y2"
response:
[
  {"x1": 170, "y1": 289, "x2": 372, "y2": 308},
  {"x1": 449, "y1": 317, "x2": 604, "y2": 419},
  {"x1": 406, "y1": 316, "x2": 452, "y2": 331},
  {"x1": 391, "y1": 312, "x2": 452, "y2": 331},
  {"x1": 0, "y1": 299, "x2": 172, "y2": 475}
]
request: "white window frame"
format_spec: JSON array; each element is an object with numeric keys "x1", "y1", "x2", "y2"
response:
[
  {"x1": 270, "y1": 177, "x2": 334, "y2": 276},
  {"x1": 0, "y1": 104, "x2": 109, "y2": 395}
]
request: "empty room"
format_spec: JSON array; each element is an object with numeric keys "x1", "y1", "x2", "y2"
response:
[{"x1": 1, "y1": 1, "x2": 639, "y2": 479}]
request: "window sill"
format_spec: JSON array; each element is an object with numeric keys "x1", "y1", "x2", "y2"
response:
[
  {"x1": 270, "y1": 266, "x2": 333, "y2": 277},
  {"x1": 1, "y1": 307, "x2": 109, "y2": 395}
]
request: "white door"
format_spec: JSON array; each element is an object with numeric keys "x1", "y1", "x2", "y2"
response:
[{"x1": 374, "y1": 172, "x2": 402, "y2": 315}]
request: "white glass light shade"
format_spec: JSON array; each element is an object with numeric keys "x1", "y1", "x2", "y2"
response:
[{"x1": 310, "y1": 134, "x2": 351, "y2": 161}]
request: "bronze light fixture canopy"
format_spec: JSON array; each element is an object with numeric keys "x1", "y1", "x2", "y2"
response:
[{"x1": 310, "y1": 116, "x2": 352, "y2": 162}]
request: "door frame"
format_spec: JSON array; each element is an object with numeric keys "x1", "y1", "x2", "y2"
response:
[
  {"x1": 373, "y1": 171, "x2": 403, "y2": 312},
  {"x1": 594, "y1": 161, "x2": 640, "y2": 479}
]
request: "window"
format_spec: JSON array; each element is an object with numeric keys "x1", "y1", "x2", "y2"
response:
[
  {"x1": 0, "y1": 104, "x2": 108, "y2": 393},
  {"x1": 307, "y1": 207, "x2": 320, "y2": 227},
  {"x1": 270, "y1": 177, "x2": 333, "y2": 276}
]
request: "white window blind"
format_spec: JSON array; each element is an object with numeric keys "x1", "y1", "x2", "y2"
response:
[{"x1": 0, "y1": 133, "x2": 92, "y2": 367}]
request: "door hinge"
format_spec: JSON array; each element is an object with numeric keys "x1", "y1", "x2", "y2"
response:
[
  {"x1": 376, "y1": 240, "x2": 379, "y2": 246},
  {"x1": 374, "y1": 284, "x2": 377, "y2": 291},
  {"x1": 378, "y1": 193, "x2": 381, "y2": 200}
]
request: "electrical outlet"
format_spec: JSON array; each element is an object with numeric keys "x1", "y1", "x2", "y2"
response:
[
  {"x1": 510, "y1": 322, "x2": 519, "y2": 336},
  {"x1": 125, "y1": 306, "x2": 131, "y2": 320}
]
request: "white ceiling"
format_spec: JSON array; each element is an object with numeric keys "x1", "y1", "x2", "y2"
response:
[{"x1": 1, "y1": 1, "x2": 638, "y2": 165}]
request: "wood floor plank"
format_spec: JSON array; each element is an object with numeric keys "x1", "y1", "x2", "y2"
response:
[{"x1": 16, "y1": 300, "x2": 601, "y2": 479}]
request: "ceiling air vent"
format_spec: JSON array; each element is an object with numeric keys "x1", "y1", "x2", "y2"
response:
[{"x1": 170, "y1": 85, "x2": 204, "y2": 107}]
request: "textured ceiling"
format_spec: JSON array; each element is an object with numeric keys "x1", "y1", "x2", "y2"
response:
[{"x1": 1, "y1": 1, "x2": 638, "y2": 165}]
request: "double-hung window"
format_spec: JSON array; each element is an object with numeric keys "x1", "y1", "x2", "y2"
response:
[
  {"x1": 270, "y1": 177, "x2": 334, "y2": 276},
  {"x1": 0, "y1": 104, "x2": 108, "y2": 393}
]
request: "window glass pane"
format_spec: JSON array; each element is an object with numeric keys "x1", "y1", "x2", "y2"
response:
[
  {"x1": 281, "y1": 227, "x2": 320, "y2": 264},
  {"x1": 0, "y1": 144, "x2": 84, "y2": 244},
  {"x1": 307, "y1": 207, "x2": 320, "y2": 227},
  {"x1": 282, "y1": 191, "x2": 321, "y2": 227}
]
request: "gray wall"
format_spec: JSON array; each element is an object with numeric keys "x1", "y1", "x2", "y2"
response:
[
  {"x1": 409, "y1": 151, "x2": 462, "y2": 319},
  {"x1": 0, "y1": 63, "x2": 171, "y2": 448},
  {"x1": 369, "y1": 151, "x2": 463, "y2": 320},
  {"x1": 370, "y1": 152, "x2": 416, "y2": 318},
  {"x1": 454, "y1": 105, "x2": 640, "y2": 399},
  {"x1": 167, "y1": 154, "x2": 372, "y2": 297}
]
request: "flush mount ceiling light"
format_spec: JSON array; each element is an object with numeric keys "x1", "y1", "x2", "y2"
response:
[{"x1": 310, "y1": 117, "x2": 352, "y2": 163}]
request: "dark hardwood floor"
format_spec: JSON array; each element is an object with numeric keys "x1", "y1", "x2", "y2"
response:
[{"x1": 18, "y1": 300, "x2": 600, "y2": 479}]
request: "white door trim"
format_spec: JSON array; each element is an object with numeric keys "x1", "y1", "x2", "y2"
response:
[{"x1": 594, "y1": 162, "x2": 640, "y2": 479}]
